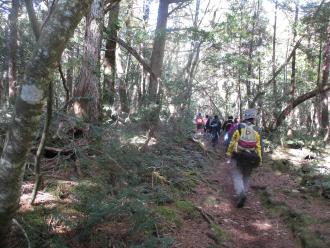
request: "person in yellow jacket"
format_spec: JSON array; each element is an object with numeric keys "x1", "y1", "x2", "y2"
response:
[{"x1": 226, "y1": 108, "x2": 263, "y2": 208}]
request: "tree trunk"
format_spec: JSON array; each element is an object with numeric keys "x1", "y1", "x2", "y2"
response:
[
  {"x1": 66, "y1": 50, "x2": 74, "y2": 100},
  {"x1": 24, "y1": 0, "x2": 40, "y2": 40},
  {"x1": 0, "y1": 1, "x2": 91, "y2": 245},
  {"x1": 246, "y1": 0, "x2": 259, "y2": 108},
  {"x1": 320, "y1": 19, "x2": 330, "y2": 140},
  {"x1": 290, "y1": 2, "x2": 299, "y2": 104},
  {"x1": 272, "y1": 0, "x2": 278, "y2": 97},
  {"x1": 314, "y1": 38, "x2": 323, "y2": 134},
  {"x1": 139, "y1": 0, "x2": 152, "y2": 106},
  {"x1": 148, "y1": 0, "x2": 169, "y2": 103},
  {"x1": 118, "y1": 50, "x2": 130, "y2": 113},
  {"x1": 74, "y1": 0, "x2": 104, "y2": 122},
  {"x1": 287, "y1": 1, "x2": 299, "y2": 136},
  {"x1": 185, "y1": 0, "x2": 201, "y2": 113},
  {"x1": 8, "y1": 0, "x2": 19, "y2": 104},
  {"x1": 103, "y1": 1, "x2": 119, "y2": 106}
]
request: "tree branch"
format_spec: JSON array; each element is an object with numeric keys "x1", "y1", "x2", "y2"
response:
[
  {"x1": 104, "y1": 0, "x2": 121, "y2": 14},
  {"x1": 109, "y1": 37, "x2": 157, "y2": 80},
  {"x1": 58, "y1": 63, "x2": 69, "y2": 104},
  {"x1": 264, "y1": 37, "x2": 302, "y2": 87},
  {"x1": 167, "y1": 0, "x2": 191, "y2": 17},
  {"x1": 253, "y1": 0, "x2": 327, "y2": 104},
  {"x1": 24, "y1": 0, "x2": 41, "y2": 39},
  {"x1": 272, "y1": 84, "x2": 330, "y2": 130},
  {"x1": 24, "y1": 0, "x2": 70, "y2": 107}
]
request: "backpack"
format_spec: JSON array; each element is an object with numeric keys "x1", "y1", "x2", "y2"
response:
[
  {"x1": 225, "y1": 122, "x2": 233, "y2": 132},
  {"x1": 237, "y1": 123, "x2": 257, "y2": 151},
  {"x1": 196, "y1": 117, "x2": 203, "y2": 125},
  {"x1": 227, "y1": 123, "x2": 237, "y2": 136}
]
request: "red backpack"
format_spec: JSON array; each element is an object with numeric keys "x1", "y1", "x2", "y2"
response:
[{"x1": 196, "y1": 117, "x2": 203, "y2": 125}]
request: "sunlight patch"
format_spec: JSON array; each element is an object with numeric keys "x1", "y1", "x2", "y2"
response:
[
  {"x1": 128, "y1": 135, "x2": 147, "y2": 145},
  {"x1": 252, "y1": 220, "x2": 272, "y2": 231}
]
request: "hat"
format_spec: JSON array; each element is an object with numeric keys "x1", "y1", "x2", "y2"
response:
[{"x1": 243, "y1": 108, "x2": 257, "y2": 120}]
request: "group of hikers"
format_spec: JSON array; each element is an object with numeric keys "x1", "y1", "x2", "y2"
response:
[{"x1": 194, "y1": 109, "x2": 262, "y2": 208}]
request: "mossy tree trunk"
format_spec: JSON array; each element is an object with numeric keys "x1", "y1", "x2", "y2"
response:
[
  {"x1": 74, "y1": 0, "x2": 104, "y2": 122},
  {"x1": 0, "y1": 0, "x2": 91, "y2": 246},
  {"x1": 148, "y1": 0, "x2": 169, "y2": 104},
  {"x1": 8, "y1": 0, "x2": 19, "y2": 104},
  {"x1": 103, "y1": 0, "x2": 119, "y2": 106}
]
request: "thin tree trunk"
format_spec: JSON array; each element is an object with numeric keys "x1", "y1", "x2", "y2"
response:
[
  {"x1": 314, "y1": 38, "x2": 323, "y2": 134},
  {"x1": 246, "y1": 0, "x2": 259, "y2": 108},
  {"x1": 74, "y1": 0, "x2": 104, "y2": 122},
  {"x1": 287, "y1": 1, "x2": 299, "y2": 136},
  {"x1": 320, "y1": 19, "x2": 330, "y2": 141},
  {"x1": 103, "y1": 1, "x2": 119, "y2": 106},
  {"x1": 238, "y1": 19, "x2": 243, "y2": 119},
  {"x1": 66, "y1": 50, "x2": 74, "y2": 100},
  {"x1": 0, "y1": 1, "x2": 91, "y2": 245},
  {"x1": 272, "y1": 0, "x2": 278, "y2": 97},
  {"x1": 8, "y1": 0, "x2": 19, "y2": 104},
  {"x1": 139, "y1": 0, "x2": 152, "y2": 105},
  {"x1": 238, "y1": 74, "x2": 242, "y2": 119},
  {"x1": 185, "y1": 0, "x2": 201, "y2": 112},
  {"x1": 118, "y1": 51, "x2": 130, "y2": 113},
  {"x1": 29, "y1": 83, "x2": 52, "y2": 205},
  {"x1": 24, "y1": 0, "x2": 40, "y2": 39},
  {"x1": 290, "y1": 3, "x2": 298, "y2": 103}
]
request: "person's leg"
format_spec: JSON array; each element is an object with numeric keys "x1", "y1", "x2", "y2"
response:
[
  {"x1": 242, "y1": 165, "x2": 253, "y2": 193},
  {"x1": 230, "y1": 159, "x2": 244, "y2": 195},
  {"x1": 230, "y1": 159, "x2": 246, "y2": 208}
]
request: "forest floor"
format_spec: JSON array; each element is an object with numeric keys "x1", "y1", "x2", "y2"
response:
[
  {"x1": 14, "y1": 125, "x2": 330, "y2": 248},
  {"x1": 172, "y1": 134, "x2": 330, "y2": 248}
]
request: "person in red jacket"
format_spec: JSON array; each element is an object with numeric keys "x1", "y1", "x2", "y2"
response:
[{"x1": 195, "y1": 113, "x2": 204, "y2": 134}]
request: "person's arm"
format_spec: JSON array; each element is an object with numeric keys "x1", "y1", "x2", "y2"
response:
[
  {"x1": 226, "y1": 130, "x2": 240, "y2": 156},
  {"x1": 255, "y1": 132, "x2": 262, "y2": 163}
]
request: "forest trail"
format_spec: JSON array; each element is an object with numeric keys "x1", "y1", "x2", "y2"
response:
[{"x1": 173, "y1": 135, "x2": 297, "y2": 248}]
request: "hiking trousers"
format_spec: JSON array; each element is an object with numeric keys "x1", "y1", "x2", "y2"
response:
[{"x1": 230, "y1": 159, "x2": 253, "y2": 195}]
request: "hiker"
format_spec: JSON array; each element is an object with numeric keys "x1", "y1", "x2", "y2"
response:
[
  {"x1": 224, "y1": 117, "x2": 240, "y2": 148},
  {"x1": 223, "y1": 116, "x2": 234, "y2": 145},
  {"x1": 226, "y1": 109, "x2": 263, "y2": 208},
  {"x1": 204, "y1": 114, "x2": 211, "y2": 133},
  {"x1": 210, "y1": 115, "x2": 221, "y2": 147},
  {"x1": 195, "y1": 113, "x2": 204, "y2": 134}
]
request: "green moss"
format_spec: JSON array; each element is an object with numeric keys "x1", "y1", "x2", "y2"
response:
[
  {"x1": 156, "y1": 206, "x2": 182, "y2": 227},
  {"x1": 271, "y1": 159, "x2": 295, "y2": 173},
  {"x1": 258, "y1": 190, "x2": 326, "y2": 248},
  {"x1": 210, "y1": 223, "x2": 226, "y2": 244},
  {"x1": 175, "y1": 200, "x2": 196, "y2": 218}
]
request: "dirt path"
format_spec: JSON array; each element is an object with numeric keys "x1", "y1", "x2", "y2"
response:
[{"x1": 173, "y1": 138, "x2": 298, "y2": 248}]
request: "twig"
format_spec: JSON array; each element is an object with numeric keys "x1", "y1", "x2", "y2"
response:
[
  {"x1": 12, "y1": 219, "x2": 31, "y2": 248},
  {"x1": 30, "y1": 83, "x2": 53, "y2": 205},
  {"x1": 195, "y1": 206, "x2": 214, "y2": 224}
]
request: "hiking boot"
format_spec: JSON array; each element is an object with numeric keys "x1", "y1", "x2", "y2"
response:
[{"x1": 236, "y1": 192, "x2": 246, "y2": 208}]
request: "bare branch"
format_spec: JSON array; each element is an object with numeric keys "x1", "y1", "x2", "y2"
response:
[
  {"x1": 104, "y1": 0, "x2": 121, "y2": 14},
  {"x1": 167, "y1": 0, "x2": 191, "y2": 17},
  {"x1": 24, "y1": 0, "x2": 41, "y2": 39},
  {"x1": 109, "y1": 37, "x2": 156, "y2": 80}
]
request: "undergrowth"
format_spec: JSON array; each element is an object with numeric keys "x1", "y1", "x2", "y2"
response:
[
  {"x1": 258, "y1": 189, "x2": 330, "y2": 248},
  {"x1": 19, "y1": 123, "x2": 210, "y2": 247}
]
